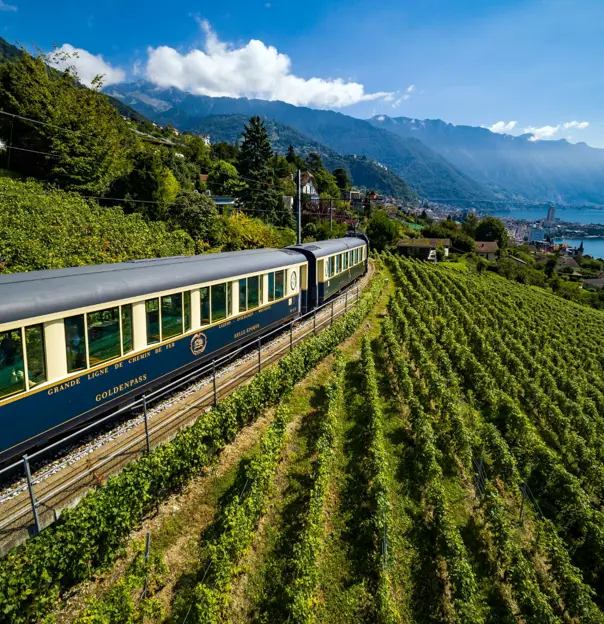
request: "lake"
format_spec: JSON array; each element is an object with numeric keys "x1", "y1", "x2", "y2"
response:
[
  {"x1": 554, "y1": 238, "x2": 604, "y2": 260},
  {"x1": 488, "y1": 207, "x2": 604, "y2": 225}
]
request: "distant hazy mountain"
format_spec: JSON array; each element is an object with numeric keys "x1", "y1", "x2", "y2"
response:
[
  {"x1": 106, "y1": 81, "x2": 492, "y2": 202},
  {"x1": 193, "y1": 114, "x2": 416, "y2": 201},
  {"x1": 369, "y1": 115, "x2": 604, "y2": 206}
]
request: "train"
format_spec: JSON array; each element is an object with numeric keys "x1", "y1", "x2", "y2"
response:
[{"x1": 0, "y1": 235, "x2": 369, "y2": 462}]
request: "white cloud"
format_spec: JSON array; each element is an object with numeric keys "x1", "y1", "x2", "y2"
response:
[
  {"x1": 388, "y1": 84, "x2": 415, "y2": 108},
  {"x1": 524, "y1": 124, "x2": 560, "y2": 141},
  {"x1": 145, "y1": 20, "x2": 393, "y2": 108},
  {"x1": 488, "y1": 120, "x2": 517, "y2": 133},
  {"x1": 49, "y1": 44, "x2": 126, "y2": 87},
  {"x1": 0, "y1": 1, "x2": 17, "y2": 10},
  {"x1": 563, "y1": 120, "x2": 589, "y2": 129}
]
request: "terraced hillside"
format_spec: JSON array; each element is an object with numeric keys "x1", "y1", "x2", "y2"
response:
[{"x1": 4, "y1": 257, "x2": 604, "y2": 624}]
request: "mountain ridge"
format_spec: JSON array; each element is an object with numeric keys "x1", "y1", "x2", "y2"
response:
[
  {"x1": 369, "y1": 114, "x2": 604, "y2": 205},
  {"x1": 106, "y1": 81, "x2": 494, "y2": 203}
]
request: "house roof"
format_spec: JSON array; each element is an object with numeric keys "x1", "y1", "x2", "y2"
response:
[
  {"x1": 475, "y1": 241, "x2": 499, "y2": 253},
  {"x1": 397, "y1": 238, "x2": 451, "y2": 249},
  {"x1": 0, "y1": 249, "x2": 305, "y2": 326},
  {"x1": 558, "y1": 256, "x2": 579, "y2": 267},
  {"x1": 582, "y1": 278, "x2": 604, "y2": 289},
  {"x1": 300, "y1": 172, "x2": 316, "y2": 185}
]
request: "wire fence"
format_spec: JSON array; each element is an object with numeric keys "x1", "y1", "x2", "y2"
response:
[{"x1": 0, "y1": 283, "x2": 363, "y2": 554}]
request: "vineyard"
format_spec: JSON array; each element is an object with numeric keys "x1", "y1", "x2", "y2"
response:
[{"x1": 3, "y1": 255, "x2": 604, "y2": 623}]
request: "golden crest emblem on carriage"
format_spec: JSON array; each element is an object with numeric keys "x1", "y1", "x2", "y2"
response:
[{"x1": 190, "y1": 332, "x2": 208, "y2": 356}]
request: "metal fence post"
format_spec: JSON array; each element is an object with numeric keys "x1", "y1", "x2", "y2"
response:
[
  {"x1": 143, "y1": 395, "x2": 151, "y2": 453},
  {"x1": 331, "y1": 301, "x2": 334, "y2": 326},
  {"x1": 290, "y1": 321, "x2": 293, "y2": 351},
  {"x1": 212, "y1": 359, "x2": 217, "y2": 406},
  {"x1": 257, "y1": 336, "x2": 262, "y2": 372},
  {"x1": 23, "y1": 455, "x2": 41, "y2": 535}
]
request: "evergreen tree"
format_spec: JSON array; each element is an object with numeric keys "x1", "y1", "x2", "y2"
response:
[
  {"x1": 333, "y1": 167, "x2": 351, "y2": 192},
  {"x1": 236, "y1": 116, "x2": 280, "y2": 224}
]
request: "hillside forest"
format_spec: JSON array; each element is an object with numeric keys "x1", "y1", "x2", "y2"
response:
[{"x1": 0, "y1": 46, "x2": 402, "y2": 273}]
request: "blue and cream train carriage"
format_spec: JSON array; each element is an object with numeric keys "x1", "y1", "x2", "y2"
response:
[{"x1": 0, "y1": 237, "x2": 368, "y2": 462}]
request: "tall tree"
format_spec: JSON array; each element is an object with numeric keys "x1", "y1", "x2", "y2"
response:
[
  {"x1": 333, "y1": 167, "x2": 351, "y2": 192},
  {"x1": 476, "y1": 216, "x2": 509, "y2": 249},
  {"x1": 0, "y1": 49, "x2": 133, "y2": 195},
  {"x1": 235, "y1": 116, "x2": 280, "y2": 224},
  {"x1": 463, "y1": 211, "x2": 479, "y2": 238},
  {"x1": 305, "y1": 152, "x2": 324, "y2": 173}
]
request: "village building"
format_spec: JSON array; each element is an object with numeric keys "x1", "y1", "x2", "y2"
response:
[
  {"x1": 397, "y1": 238, "x2": 450, "y2": 261},
  {"x1": 475, "y1": 241, "x2": 500, "y2": 261}
]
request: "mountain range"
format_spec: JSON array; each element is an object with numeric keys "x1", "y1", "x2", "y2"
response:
[
  {"x1": 106, "y1": 81, "x2": 492, "y2": 204},
  {"x1": 105, "y1": 81, "x2": 604, "y2": 207},
  {"x1": 369, "y1": 115, "x2": 604, "y2": 206}
]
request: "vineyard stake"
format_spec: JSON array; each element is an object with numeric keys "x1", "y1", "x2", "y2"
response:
[
  {"x1": 519, "y1": 482, "x2": 527, "y2": 522},
  {"x1": 257, "y1": 336, "x2": 262, "y2": 372},
  {"x1": 23, "y1": 454, "x2": 41, "y2": 535},
  {"x1": 345, "y1": 290, "x2": 348, "y2": 312},
  {"x1": 143, "y1": 395, "x2": 150, "y2": 453},
  {"x1": 141, "y1": 531, "x2": 151, "y2": 599},
  {"x1": 313, "y1": 309, "x2": 317, "y2": 335},
  {"x1": 290, "y1": 321, "x2": 293, "y2": 351},
  {"x1": 331, "y1": 301, "x2": 334, "y2": 326}
]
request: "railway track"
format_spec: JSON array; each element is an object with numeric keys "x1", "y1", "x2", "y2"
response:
[{"x1": 0, "y1": 274, "x2": 370, "y2": 556}]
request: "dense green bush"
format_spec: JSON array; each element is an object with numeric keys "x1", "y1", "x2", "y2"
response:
[
  {"x1": 0, "y1": 270, "x2": 384, "y2": 624},
  {"x1": 0, "y1": 178, "x2": 194, "y2": 273}
]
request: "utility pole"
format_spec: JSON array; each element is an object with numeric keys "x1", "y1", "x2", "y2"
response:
[
  {"x1": 296, "y1": 169, "x2": 302, "y2": 244},
  {"x1": 329, "y1": 198, "x2": 333, "y2": 232}
]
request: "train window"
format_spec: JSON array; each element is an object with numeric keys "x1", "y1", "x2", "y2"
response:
[
  {"x1": 88, "y1": 307, "x2": 121, "y2": 366},
  {"x1": 336, "y1": 254, "x2": 341, "y2": 273},
  {"x1": 25, "y1": 325, "x2": 46, "y2": 387},
  {"x1": 145, "y1": 299, "x2": 160, "y2": 345},
  {"x1": 211, "y1": 283, "x2": 227, "y2": 323},
  {"x1": 355, "y1": 248, "x2": 359, "y2": 264},
  {"x1": 268, "y1": 272, "x2": 275, "y2": 302},
  {"x1": 0, "y1": 329, "x2": 25, "y2": 399},
  {"x1": 184, "y1": 292, "x2": 191, "y2": 332},
  {"x1": 65, "y1": 315, "x2": 87, "y2": 373},
  {"x1": 239, "y1": 278, "x2": 247, "y2": 312},
  {"x1": 200, "y1": 287, "x2": 211, "y2": 325},
  {"x1": 349, "y1": 250, "x2": 354, "y2": 266},
  {"x1": 122, "y1": 304, "x2": 133, "y2": 354},
  {"x1": 330, "y1": 256, "x2": 335, "y2": 277},
  {"x1": 248, "y1": 275, "x2": 259, "y2": 309},
  {"x1": 275, "y1": 270, "x2": 284, "y2": 299},
  {"x1": 162, "y1": 294, "x2": 183, "y2": 340},
  {"x1": 343, "y1": 253, "x2": 349, "y2": 270}
]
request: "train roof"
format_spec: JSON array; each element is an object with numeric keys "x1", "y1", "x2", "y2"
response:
[
  {"x1": 286, "y1": 236, "x2": 366, "y2": 259},
  {"x1": 0, "y1": 248, "x2": 306, "y2": 325}
]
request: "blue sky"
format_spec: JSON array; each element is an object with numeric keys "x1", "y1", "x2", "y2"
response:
[{"x1": 2, "y1": 0, "x2": 603, "y2": 146}]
